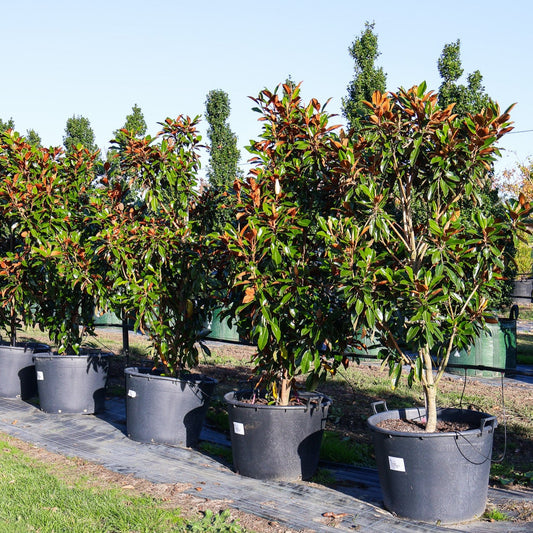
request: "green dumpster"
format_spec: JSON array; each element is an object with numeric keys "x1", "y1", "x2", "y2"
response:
[
  {"x1": 348, "y1": 329, "x2": 385, "y2": 361},
  {"x1": 208, "y1": 308, "x2": 240, "y2": 342},
  {"x1": 447, "y1": 319, "x2": 516, "y2": 378},
  {"x1": 93, "y1": 310, "x2": 123, "y2": 326}
]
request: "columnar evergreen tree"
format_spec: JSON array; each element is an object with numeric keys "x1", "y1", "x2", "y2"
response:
[
  {"x1": 437, "y1": 39, "x2": 491, "y2": 115},
  {"x1": 25, "y1": 129, "x2": 41, "y2": 147},
  {"x1": 437, "y1": 40, "x2": 515, "y2": 307},
  {"x1": 0, "y1": 117, "x2": 15, "y2": 132},
  {"x1": 113, "y1": 104, "x2": 147, "y2": 144},
  {"x1": 107, "y1": 104, "x2": 148, "y2": 178},
  {"x1": 199, "y1": 90, "x2": 241, "y2": 235},
  {"x1": 342, "y1": 21, "x2": 387, "y2": 132},
  {"x1": 205, "y1": 90, "x2": 240, "y2": 190},
  {"x1": 63, "y1": 115, "x2": 99, "y2": 154}
]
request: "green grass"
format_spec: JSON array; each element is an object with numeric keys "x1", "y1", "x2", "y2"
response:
[
  {"x1": 0, "y1": 439, "x2": 247, "y2": 532},
  {"x1": 205, "y1": 401, "x2": 230, "y2": 433},
  {"x1": 517, "y1": 332, "x2": 533, "y2": 364},
  {"x1": 516, "y1": 304, "x2": 533, "y2": 321},
  {"x1": 311, "y1": 468, "x2": 336, "y2": 486},
  {"x1": 444, "y1": 390, "x2": 495, "y2": 411},
  {"x1": 519, "y1": 353, "x2": 533, "y2": 365},
  {"x1": 201, "y1": 351, "x2": 240, "y2": 366},
  {"x1": 184, "y1": 510, "x2": 245, "y2": 532},
  {"x1": 198, "y1": 442, "x2": 233, "y2": 464},
  {"x1": 15, "y1": 325, "x2": 153, "y2": 362},
  {"x1": 320, "y1": 431, "x2": 374, "y2": 467},
  {"x1": 483, "y1": 508, "x2": 509, "y2": 521},
  {"x1": 491, "y1": 461, "x2": 533, "y2": 487}
]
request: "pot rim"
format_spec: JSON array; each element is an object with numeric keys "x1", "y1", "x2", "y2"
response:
[
  {"x1": 0, "y1": 343, "x2": 50, "y2": 354},
  {"x1": 33, "y1": 351, "x2": 112, "y2": 361},
  {"x1": 224, "y1": 390, "x2": 331, "y2": 411},
  {"x1": 367, "y1": 406, "x2": 497, "y2": 438},
  {"x1": 125, "y1": 366, "x2": 217, "y2": 385}
]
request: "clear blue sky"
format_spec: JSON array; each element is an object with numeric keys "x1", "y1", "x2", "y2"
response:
[{"x1": 2, "y1": 0, "x2": 532, "y2": 178}]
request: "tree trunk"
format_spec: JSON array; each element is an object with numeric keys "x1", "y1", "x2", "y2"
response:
[
  {"x1": 424, "y1": 383, "x2": 438, "y2": 432},
  {"x1": 279, "y1": 369, "x2": 291, "y2": 406},
  {"x1": 422, "y1": 346, "x2": 438, "y2": 432},
  {"x1": 9, "y1": 308, "x2": 17, "y2": 347}
]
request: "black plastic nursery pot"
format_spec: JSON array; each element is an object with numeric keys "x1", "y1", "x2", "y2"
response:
[
  {"x1": 0, "y1": 343, "x2": 50, "y2": 400},
  {"x1": 125, "y1": 367, "x2": 216, "y2": 447},
  {"x1": 224, "y1": 390, "x2": 331, "y2": 481},
  {"x1": 33, "y1": 352, "x2": 110, "y2": 414},
  {"x1": 367, "y1": 403, "x2": 497, "y2": 524}
]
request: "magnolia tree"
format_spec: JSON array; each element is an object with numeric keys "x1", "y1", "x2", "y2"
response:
[
  {"x1": 0, "y1": 132, "x2": 50, "y2": 344},
  {"x1": 221, "y1": 84, "x2": 354, "y2": 405},
  {"x1": 35, "y1": 145, "x2": 103, "y2": 353},
  {"x1": 94, "y1": 117, "x2": 212, "y2": 376},
  {"x1": 325, "y1": 84, "x2": 529, "y2": 431},
  {"x1": 0, "y1": 130, "x2": 102, "y2": 352}
]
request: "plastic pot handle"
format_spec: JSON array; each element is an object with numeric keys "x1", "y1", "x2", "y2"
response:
[
  {"x1": 371, "y1": 400, "x2": 388, "y2": 414},
  {"x1": 480, "y1": 416, "x2": 497, "y2": 434}
]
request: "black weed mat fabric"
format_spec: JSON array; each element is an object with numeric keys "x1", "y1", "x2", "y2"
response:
[{"x1": 0, "y1": 397, "x2": 530, "y2": 532}]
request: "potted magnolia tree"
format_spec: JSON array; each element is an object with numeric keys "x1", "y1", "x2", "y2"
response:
[
  {"x1": 0, "y1": 131, "x2": 51, "y2": 399},
  {"x1": 326, "y1": 84, "x2": 529, "y2": 523},
  {"x1": 220, "y1": 83, "x2": 354, "y2": 481},
  {"x1": 0, "y1": 135, "x2": 110, "y2": 413},
  {"x1": 96, "y1": 117, "x2": 216, "y2": 448},
  {"x1": 32, "y1": 144, "x2": 110, "y2": 415}
]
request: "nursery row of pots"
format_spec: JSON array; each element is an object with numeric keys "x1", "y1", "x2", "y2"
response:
[
  {"x1": 0, "y1": 341, "x2": 498, "y2": 525},
  {"x1": 0, "y1": 344, "x2": 109, "y2": 413},
  {"x1": 0, "y1": 342, "x2": 329, "y2": 481},
  {"x1": 0, "y1": 83, "x2": 527, "y2": 525},
  {"x1": 0, "y1": 340, "x2": 329, "y2": 479}
]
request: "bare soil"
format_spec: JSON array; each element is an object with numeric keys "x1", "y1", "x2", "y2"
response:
[{"x1": 377, "y1": 418, "x2": 477, "y2": 433}]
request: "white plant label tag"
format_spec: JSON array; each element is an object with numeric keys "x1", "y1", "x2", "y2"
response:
[
  {"x1": 36, "y1": 371, "x2": 44, "y2": 381},
  {"x1": 388, "y1": 456, "x2": 406, "y2": 472},
  {"x1": 127, "y1": 390, "x2": 137, "y2": 398},
  {"x1": 233, "y1": 422, "x2": 245, "y2": 435}
]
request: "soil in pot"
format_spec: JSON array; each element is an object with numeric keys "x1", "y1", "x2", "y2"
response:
[
  {"x1": 378, "y1": 417, "x2": 478, "y2": 433},
  {"x1": 225, "y1": 390, "x2": 331, "y2": 481},
  {"x1": 33, "y1": 352, "x2": 110, "y2": 414},
  {"x1": 125, "y1": 367, "x2": 216, "y2": 448}
]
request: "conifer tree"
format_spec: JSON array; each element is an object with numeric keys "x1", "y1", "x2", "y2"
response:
[
  {"x1": 205, "y1": 90, "x2": 240, "y2": 189},
  {"x1": 342, "y1": 21, "x2": 387, "y2": 132},
  {"x1": 63, "y1": 115, "x2": 99, "y2": 154}
]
